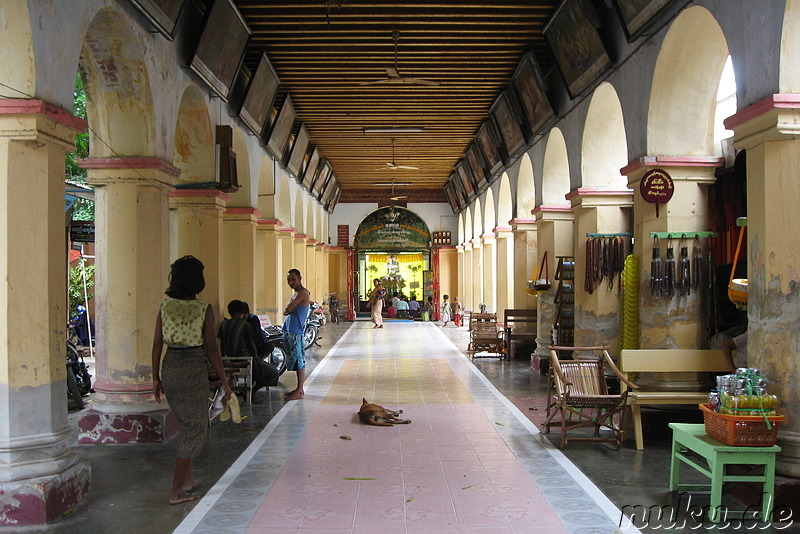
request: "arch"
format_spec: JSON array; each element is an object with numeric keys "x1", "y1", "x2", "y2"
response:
[
  {"x1": 780, "y1": 0, "x2": 800, "y2": 92},
  {"x1": 256, "y1": 156, "x2": 276, "y2": 218},
  {"x1": 472, "y1": 198, "x2": 483, "y2": 241},
  {"x1": 497, "y1": 173, "x2": 513, "y2": 226},
  {"x1": 275, "y1": 175, "x2": 291, "y2": 225},
  {"x1": 0, "y1": 3, "x2": 35, "y2": 99},
  {"x1": 457, "y1": 213, "x2": 464, "y2": 244},
  {"x1": 353, "y1": 207, "x2": 431, "y2": 250},
  {"x1": 293, "y1": 189, "x2": 305, "y2": 233},
  {"x1": 483, "y1": 188, "x2": 496, "y2": 234},
  {"x1": 541, "y1": 128, "x2": 570, "y2": 205},
  {"x1": 80, "y1": 8, "x2": 155, "y2": 157},
  {"x1": 463, "y1": 207, "x2": 472, "y2": 244},
  {"x1": 228, "y1": 128, "x2": 252, "y2": 207},
  {"x1": 173, "y1": 85, "x2": 213, "y2": 184},
  {"x1": 581, "y1": 82, "x2": 629, "y2": 189},
  {"x1": 648, "y1": 6, "x2": 729, "y2": 155},
  {"x1": 516, "y1": 154, "x2": 536, "y2": 217}
]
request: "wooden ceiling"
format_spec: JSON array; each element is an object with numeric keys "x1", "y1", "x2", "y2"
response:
[{"x1": 234, "y1": 1, "x2": 560, "y2": 202}]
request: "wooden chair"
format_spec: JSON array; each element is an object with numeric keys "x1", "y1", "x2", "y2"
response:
[
  {"x1": 467, "y1": 313, "x2": 503, "y2": 359},
  {"x1": 209, "y1": 357, "x2": 253, "y2": 405},
  {"x1": 543, "y1": 346, "x2": 638, "y2": 449},
  {"x1": 502, "y1": 308, "x2": 538, "y2": 358}
]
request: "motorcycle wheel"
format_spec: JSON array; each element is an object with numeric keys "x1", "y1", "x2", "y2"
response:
[
  {"x1": 303, "y1": 323, "x2": 318, "y2": 351},
  {"x1": 77, "y1": 362, "x2": 93, "y2": 396},
  {"x1": 67, "y1": 365, "x2": 84, "y2": 410},
  {"x1": 267, "y1": 343, "x2": 287, "y2": 376}
]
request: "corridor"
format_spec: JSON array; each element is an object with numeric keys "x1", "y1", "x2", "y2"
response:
[{"x1": 172, "y1": 322, "x2": 634, "y2": 534}]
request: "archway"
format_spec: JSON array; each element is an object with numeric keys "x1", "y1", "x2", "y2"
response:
[
  {"x1": 541, "y1": 128, "x2": 570, "y2": 205},
  {"x1": 781, "y1": 0, "x2": 800, "y2": 92},
  {"x1": 517, "y1": 154, "x2": 536, "y2": 217},
  {"x1": 353, "y1": 206, "x2": 432, "y2": 311},
  {"x1": 0, "y1": 3, "x2": 36, "y2": 99},
  {"x1": 581, "y1": 82, "x2": 628, "y2": 189},
  {"x1": 497, "y1": 173, "x2": 514, "y2": 227},
  {"x1": 174, "y1": 85, "x2": 213, "y2": 184}
]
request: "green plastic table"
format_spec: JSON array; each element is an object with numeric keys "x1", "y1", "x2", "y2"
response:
[{"x1": 669, "y1": 423, "x2": 780, "y2": 523}]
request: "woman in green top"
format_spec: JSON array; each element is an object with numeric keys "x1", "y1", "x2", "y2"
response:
[{"x1": 151, "y1": 256, "x2": 231, "y2": 504}]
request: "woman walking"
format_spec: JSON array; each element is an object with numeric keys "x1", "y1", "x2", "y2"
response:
[
  {"x1": 369, "y1": 278, "x2": 386, "y2": 328},
  {"x1": 152, "y1": 256, "x2": 232, "y2": 504}
]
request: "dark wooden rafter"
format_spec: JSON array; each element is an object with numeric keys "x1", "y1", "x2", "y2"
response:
[{"x1": 232, "y1": 1, "x2": 559, "y2": 199}]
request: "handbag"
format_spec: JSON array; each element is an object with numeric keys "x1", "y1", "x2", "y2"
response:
[{"x1": 533, "y1": 251, "x2": 551, "y2": 291}]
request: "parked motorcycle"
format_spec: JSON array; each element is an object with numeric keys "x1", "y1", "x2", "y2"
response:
[
  {"x1": 327, "y1": 292, "x2": 339, "y2": 324},
  {"x1": 260, "y1": 325, "x2": 288, "y2": 376},
  {"x1": 310, "y1": 300, "x2": 326, "y2": 327},
  {"x1": 66, "y1": 337, "x2": 92, "y2": 410},
  {"x1": 303, "y1": 304, "x2": 321, "y2": 351}
]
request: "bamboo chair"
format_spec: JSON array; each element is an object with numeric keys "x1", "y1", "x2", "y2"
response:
[
  {"x1": 467, "y1": 313, "x2": 504, "y2": 359},
  {"x1": 543, "y1": 346, "x2": 638, "y2": 449}
]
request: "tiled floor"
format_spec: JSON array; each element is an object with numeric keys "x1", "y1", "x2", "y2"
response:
[{"x1": 173, "y1": 322, "x2": 636, "y2": 534}]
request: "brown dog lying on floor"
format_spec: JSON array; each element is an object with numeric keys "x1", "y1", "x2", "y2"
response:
[{"x1": 358, "y1": 398, "x2": 411, "y2": 426}]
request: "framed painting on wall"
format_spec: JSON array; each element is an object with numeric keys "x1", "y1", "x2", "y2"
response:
[
  {"x1": 301, "y1": 146, "x2": 320, "y2": 191},
  {"x1": 311, "y1": 159, "x2": 332, "y2": 198},
  {"x1": 543, "y1": 0, "x2": 611, "y2": 98},
  {"x1": 239, "y1": 52, "x2": 280, "y2": 138},
  {"x1": 450, "y1": 171, "x2": 468, "y2": 206},
  {"x1": 611, "y1": 0, "x2": 678, "y2": 41},
  {"x1": 465, "y1": 142, "x2": 488, "y2": 191},
  {"x1": 490, "y1": 90, "x2": 527, "y2": 160},
  {"x1": 128, "y1": 0, "x2": 188, "y2": 40},
  {"x1": 511, "y1": 51, "x2": 555, "y2": 142},
  {"x1": 456, "y1": 160, "x2": 477, "y2": 201},
  {"x1": 265, "y1": 95, "x2": 296, "y2": 162},
  {"x1": 475, "y1": 119, "x2": 504, "y2": 178},
  {"x1": 443, "y1": 182, "x2": 460, "y2": 214},
  {"x1": 286, "y1": 123, "x2": 310, "y2": 180},
  {"x1": 188, "y1": 0, "x2": 251, "y2": 101}
]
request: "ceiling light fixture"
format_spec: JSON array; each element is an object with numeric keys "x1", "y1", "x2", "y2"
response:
[{"x1": 363, "y1": 126, "x2": 424, "y2": 134}]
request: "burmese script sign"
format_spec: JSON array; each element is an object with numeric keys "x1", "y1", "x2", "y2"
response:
[
  {"x1": 640, "y1": 168, "x2": 674, "y2": 217},
  {"x1": 353, "y1": 207, "x2": 431, "y2": 251}
]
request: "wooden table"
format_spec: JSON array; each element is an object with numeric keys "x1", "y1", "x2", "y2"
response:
[{"x1": 669, "y1": 423, "x2": 780, "y2": 523}]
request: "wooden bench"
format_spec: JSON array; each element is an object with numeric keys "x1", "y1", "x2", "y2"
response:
[
  {"x1": 503, "y1": 308, "x2": 537, "y2": 359},
  {"x1": 468, "y1": 313, "x2": 503, "y2": 359},
  {"x1": 619, "y1": 349, "x2": 734, "y2": 451},
  {"x1": 209, "y1": 357, "x2": 253, "y2": 405}
]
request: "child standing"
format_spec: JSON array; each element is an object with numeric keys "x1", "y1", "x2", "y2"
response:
[
  {"x1": 441, "y1": 294, "x2": 452, "y2": 326},
  {"x1": 453, "y1": 296, "x2": 464, "y2": 327}
]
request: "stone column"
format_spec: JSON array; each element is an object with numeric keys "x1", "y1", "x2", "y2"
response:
[
  {"x1": 481, "y1": 233, "x2": 497, "y2": 313},
  {"x1": 278, "y1": 227, "x2": 296, "y2": 307},
  {"x1": 510, "y1": 219, "x2": 538, "y2": 309},
  {"x1": 256, "y1": 220, "x2": 283, "y2": 324},
  {"x1": 78, "y1": 157, "x2": 181, "y2": 445},
  {"x1": 304, "y1": 239, "x2": 317, "y2": 299},
  {"x1": 0, "y1": 99, "x2": 90, "y2": 525},
  {"x1": 456, "y1": 244, "x2": 465, "y2": 309},
  {"x1": 567, "y1": 188, "x2": 633, "y2": 353},
  {"x1": 724, "y1": 94, "x2": 800, "y2": 476},
  {"x1": 222, "y1": 207, "x2": 259, "y2": 310},
  {"x1": 495, "y1": 226, "x2": 515, "y2": 320},
  {"x1": 462, "y1": 241, "x2": 473, "y2": 311},
  {"x1": 622, "y1": 157, "x2": 720, "y2": 351},
  {"x1": 293, "y1": 233, "x2": 308, "y2": 281},
  {"x1": 531, "y1": 207, "x2": 574, "y2": 357},
  {"x1": 471, "y1": 238, "x2": 484, "y2": 311}
]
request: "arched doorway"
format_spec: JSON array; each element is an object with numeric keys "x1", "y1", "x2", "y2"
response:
[{"x1": 353, "y1": 206, "x2": 432, "y2": 314}]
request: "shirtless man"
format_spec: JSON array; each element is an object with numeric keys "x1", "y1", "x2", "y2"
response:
[{"x1": 283, "y1": 269, "x2": 310, "y2": 400}]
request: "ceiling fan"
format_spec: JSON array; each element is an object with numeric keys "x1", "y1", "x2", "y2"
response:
[
  {"x1": 373, "y1": 179, "x2": 411, "y2": 201},
  {"x1": 375, "y1": 139, "x2": 419, "y2": 171},
  {"x1": 359, "y1": 31, "x2": 440, "y2": 87}
]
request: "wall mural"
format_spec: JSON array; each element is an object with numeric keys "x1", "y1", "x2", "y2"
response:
[{"x1": 353, "y1": 207, "x2": 432, "y2": 251}]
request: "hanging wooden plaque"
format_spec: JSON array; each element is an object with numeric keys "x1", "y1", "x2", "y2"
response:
[{"x1": 640, "y1": 168, "x2": 674, "y2": 217}]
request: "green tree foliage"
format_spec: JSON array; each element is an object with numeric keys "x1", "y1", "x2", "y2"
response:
[
  {"x1": 66, "y1": 73, "x2": 94, "y2": 221},
  {"x1": 68, "y1": 261, "x2": 95, "y2": 320}
]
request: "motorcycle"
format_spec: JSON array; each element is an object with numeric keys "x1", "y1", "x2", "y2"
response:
[
  {"x1": 66, "y1": 337, "x2": 92, "y2": 410},
  {"x1": 327, "y1": 292, "x2": 339, "y2": 324},
  {"x1": 259, "y1": 325, "x2": 288, "y2": 376},
  {"x1": 303, "y1": 304, "x2": 321, "y2": 351},
  {"x1": 310, "y1": 300, "x2": 326, "y2": 327}
]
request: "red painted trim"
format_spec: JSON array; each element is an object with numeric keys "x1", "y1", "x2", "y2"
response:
[
  {"x1": 621, "y1": 155, "x2": 724, "y2": 176},
  {"x1": 169, "y1": 189, "x2": 231, "y2": 201},
  {"x1": 80, "y1": 157, "x2": 182, "y2": 176},
  {"x1": 0, "y1": 98, "x2": 87, "y2": 132},
  {"x1": 724, "y1": 93, "x2": 800, "y2": 130},
  {"x1": 278, "y1": 227, "x2": 296, "y2": 234},
  {"x1": 510, "y1": 218, "x2": 536, "y2": 224},
  {"x1": 307, "y1": 239, "x2": 318, "y2": 245},
  {"x1": 494, "y1": 226, "x2": 513, "y2": 232},
  {"x1": 480, "y1": 233, "x2": 496, "y2": 240},
  {"x1": 565, "y1": 187, "x2": 634, "y2": 200},
  {"x1": 294, "y1": 234, "x2": 308, "y2": 240},
  {"x1": 225, "y1": 207, "x2": 261, "y2": 217},
  {"x1": 257, "y1": 219, "x2": 282, "y2": 226}
]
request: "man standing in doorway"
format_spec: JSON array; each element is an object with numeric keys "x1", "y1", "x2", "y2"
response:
[{"x1": 283, "y1": 269, "x2": 310, "y2": 400}]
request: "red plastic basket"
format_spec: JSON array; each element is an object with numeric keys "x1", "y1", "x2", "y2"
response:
[{"x1": 699, "y1": 404, "x2": 784, "y2": 447}]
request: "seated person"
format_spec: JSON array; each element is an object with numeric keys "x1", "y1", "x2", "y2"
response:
[
  {"x1": 242, "y1": 301, "x2": 271, "y2": 359},
  {"x1": 218, "y1": 300, "x2": 279, "y2": 402},
  {"x1": 408, "y1": 298, "x2": 420, "y2": 318},
  {"x1": 395, "y1": 296, "x2": 410, "y2": 318},
  {"x1": 385, "y1": 300, "x2": 396, "y2": 318}
]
